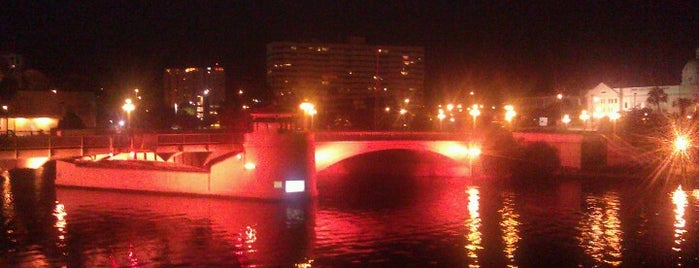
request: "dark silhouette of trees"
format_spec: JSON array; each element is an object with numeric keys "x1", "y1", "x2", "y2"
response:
[{"x1": 646, "y1": 86, "x2": 668, "y2": 113}]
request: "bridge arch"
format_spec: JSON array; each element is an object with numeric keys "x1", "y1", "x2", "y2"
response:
[{"x1": 314, "y1": 140, "x2": 476, "y2": 172}]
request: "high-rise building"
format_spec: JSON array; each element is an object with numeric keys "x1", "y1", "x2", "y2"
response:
[
  {"x1": 163, "y1": 64, "x2": 225, "y2": 120},
  {"x1": 266, "y1": 38, "x2": 424, "y2": 129}
]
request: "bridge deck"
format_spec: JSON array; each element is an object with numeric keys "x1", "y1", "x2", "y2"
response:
[
  {"x1": 0, "y1": 132, "x2": 243, "y2": 159},
  {"x1": 314, "y1": 131, "x2": 469, "y2": 141}
]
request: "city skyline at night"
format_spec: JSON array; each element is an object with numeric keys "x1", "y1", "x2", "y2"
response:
[{"x1": 1, "y1": 1, "x2": 698, "y2": 104}]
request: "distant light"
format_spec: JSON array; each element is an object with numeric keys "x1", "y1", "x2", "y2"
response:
[
  {"x1": 1, "y1": 105, "x2": 7, "y2": 111},
  {"x1": 385, "y1": 107, "x2": 391, "y2": 112},
  {"x1": 238, "y1": 89, "x2": 244, "y2": 95},
  {"x1": 244, "y1": 162, "x2": 256, "y2": 170},
  {"x1": 447, "y1": 104, "x2": 454, "y2": 111},
  {"x1": 399, "y1": 108, "x2": 407, "y2": 115},
  {"x1": 285, "y1": 180, "x2": 305, "y2": 193},
  {"x1": 51, "y1": 90, "x2": 57, "y2": 94},
  {"x1": 557, "y1": 93, "x2": 563, "y2": 100},
  {"x1": 562, "y1": 114, "x2": 571, "y2": 124},
  {"x1": 470, "y1": 91, "x2": 474, "y2": 95},
  {"x1": 404, "y1": 98, "x2": 410, "y2": 104},
  {"x1": 118, "y1": 120, "x2": 125, "y2": 127},
  {"x1": 134, "y1": 88, "x2": 139, "y2": 93},
  {"x1": 203, "y1": 89, "x2": 209, "y2": 95}
]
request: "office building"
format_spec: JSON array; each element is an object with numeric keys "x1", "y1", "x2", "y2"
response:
[
  {"x1": 163, "y1": 64, "x2": 225, "y2": 120},
  {"x1": 267, "y1": 38, "x2": 424, "y2": 128}
]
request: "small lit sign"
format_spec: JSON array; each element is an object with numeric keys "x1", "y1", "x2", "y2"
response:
[{"x1": 285, "y1": 180, "x2": 305, "y2": 193}]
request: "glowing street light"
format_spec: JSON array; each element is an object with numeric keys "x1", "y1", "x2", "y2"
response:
[
  {"x1": 122, "y1": 98, "x2": 135, "y2": 129},
  {"x1": 399, "y1": 108, "x2": 408, "y2": 115},
  {"x1": 299, "y1": 102, "x2": 316, "y2": 130},
  {"x1": 561, "y1": 114, "x2": 571, "y2": 128},
  {"x1": 674, "y1": 134, "x2": 691, "y2": 179},
  {"x1": 674, "y1": 135, "x2": 690, "y2": 154},
  {"x1": 467, "y1": 143, "x2": 481, "y2": 177},
  {"x1": 504, "y1": 105, "x2": 516, "y2": 125},
  {"x1": 469, "y1": 104, "x2": 481, "y2": 131},
  {"x1": 579, "y1": 110, "x2": 590, "y2": 130},
  {"x1": 437, "y1": 112, "x2": 446, "y2": 131},
  {"x1": 609, "y1": 111, "x2": 621, "y2": 134}
]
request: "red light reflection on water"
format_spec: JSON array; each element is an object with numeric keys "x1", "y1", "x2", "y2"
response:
[{"x1": 465, "y1": 187, "x2": 482, "y2": 268}]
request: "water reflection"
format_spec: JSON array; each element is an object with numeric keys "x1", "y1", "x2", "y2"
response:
[
  {"x1": 499, "y1": 191, "x2": 520, "y2": 268},
  {"x1": 52, "y1": 202, "x2": 67, "y2": 257},
  {"x1": 1, "y1": 176, "x2": 17, "y2": 254},
  {"x1": 465, "y1": 187, "x2": 482, "y2": 268},
  {"x1": 577, "y1": 192, "x2": 623, "y2": 266},
  {"x1": 671, "y1": 186, "x2": 688, "y2": 257}
]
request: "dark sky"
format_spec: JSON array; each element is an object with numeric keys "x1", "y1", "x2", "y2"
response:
[{"x1": 2, "y1": 1, "x2": 698, "y2": 101}]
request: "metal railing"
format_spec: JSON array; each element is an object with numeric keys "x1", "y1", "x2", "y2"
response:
[
  {"x1": 0, "y1": 132, "x2": 242, "y2": 156},
  {"x1": 313, "y1": 131, "x2": 469, "y2": 141}
]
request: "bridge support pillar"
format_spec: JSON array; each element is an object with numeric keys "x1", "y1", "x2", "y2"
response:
[{"x1": 209, "y1": 131, "x2": 316, "y2": 200}]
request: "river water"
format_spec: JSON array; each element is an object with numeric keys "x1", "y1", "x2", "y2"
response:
[{"x1": 1, "y1": 167, "x2": 698, "y2": 267}]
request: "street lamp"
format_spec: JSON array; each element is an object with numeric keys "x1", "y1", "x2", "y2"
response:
[
  {"x1": 579, "y1": 110, "x2": 590, "y2": 131},
  {"x1": 504, "y1": 105, "x2": 516, "y2": 127},
  {"x1": 122, "y1": 98, "x2": 135, "y2": 129},
  {"x1": 437, "y1": 112, "x2": 446, "y2": 131},
  {"x1": 469, "y1": 104, "x2": 481, "y2": 132},
  {"x1": 299, "y1": 102, "x2": 316, "y2": 130},
  {"x1": 609, "y1": 111, "x2": 621, "y2": 134},
  {"x1": 674, "y1": 134, "x2": 691, "y2": 179},
  {"x1": 561, "y1": 114, "x2": 571, "y2": 129},
  {"x1": 467, "y1": 143, "x2": 481, "y2": 177}
]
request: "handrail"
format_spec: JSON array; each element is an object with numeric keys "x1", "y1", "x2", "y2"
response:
[
  {"x1": 314, "y1": 131, "x2": 468, "y2": 141},
  {"x1": 0, "y1": 133, "x2": 241, "y2": 152}
]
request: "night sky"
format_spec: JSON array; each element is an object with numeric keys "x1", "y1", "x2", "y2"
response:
[{"x1": 2, "y1": 1, "x2": 698, "y2": 102}]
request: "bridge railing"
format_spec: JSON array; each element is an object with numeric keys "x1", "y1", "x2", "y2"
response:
[
  {"x1": 0, "y1": 132, "x2": 242, "y2": 155},
  {"x1": 314, "y1": 131, "x2": 469, "y2": 141}
]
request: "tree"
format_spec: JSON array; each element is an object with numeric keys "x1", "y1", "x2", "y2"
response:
[
  {"x1": 675, "y1": 98, "x2": 693, "y2": 117},
  {"x1": 646, "y1": 86, "x2": 668, "y2": 113}
]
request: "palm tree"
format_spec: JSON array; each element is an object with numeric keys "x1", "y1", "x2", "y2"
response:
[
  {"x1": 647, "y1": 86, "x2": 668, "y2": 113},
  {"x1": 676, "y1": 98, "x2": 694, "y2": 116}
]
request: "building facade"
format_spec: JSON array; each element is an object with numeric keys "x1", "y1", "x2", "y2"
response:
[
  {"x1": 266, "y1": 38, "x2": 424, "y2": 129},
  {"x1": 163, "y1": 64, "x2": 225, "y2": 120},
  {"x1": 584, "y1": 49, "x2": 699, "y2": 116}
]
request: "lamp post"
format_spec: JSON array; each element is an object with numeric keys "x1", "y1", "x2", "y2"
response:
[
  {"x1": 437, "y1": 112, "x2": 446, "y2": 131},
  {"x1": 299, "y1": 102, "x2": 316, "y2": 130},
  {"x1": 122, "y1": 98, "x2": 135, "y2": 130},
  {"x1": 561, "y1": 114, "x2": 571, "y2": 130},
  {"x1": 2, "y1": 105, "x2": 8, "y2": 135},
  {"x1": 609, "y1": 111, "x2": 621, "y2": 134},
  {"x1": 467, "y1": 143, "x2": 481, "y2": 177},
  {"x1": 504, "y1": 105, "x2": 516, "y2": 129},
  {"x1": 469, "y1": 104, "x2": 481, "y2": 133},
  {"x1": 674, "y1": 134, "x2": 691, "y2": 180},
  {"x1": 579, "y1": 110, "x2": 590, "y2": 131}
]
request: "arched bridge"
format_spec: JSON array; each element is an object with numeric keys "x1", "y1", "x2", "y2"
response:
[{"x1": 313, "y1": 132, "x2": 477, "y2": 171}]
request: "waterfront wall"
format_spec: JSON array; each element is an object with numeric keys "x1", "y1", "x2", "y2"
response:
[{"x1": 511, "y1": 132, "x2": 607, "y2": 170}]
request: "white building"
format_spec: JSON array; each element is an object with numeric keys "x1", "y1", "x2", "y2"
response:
[{"x1": 584, "y1": 48, "x2": 699, "y2": 116}]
